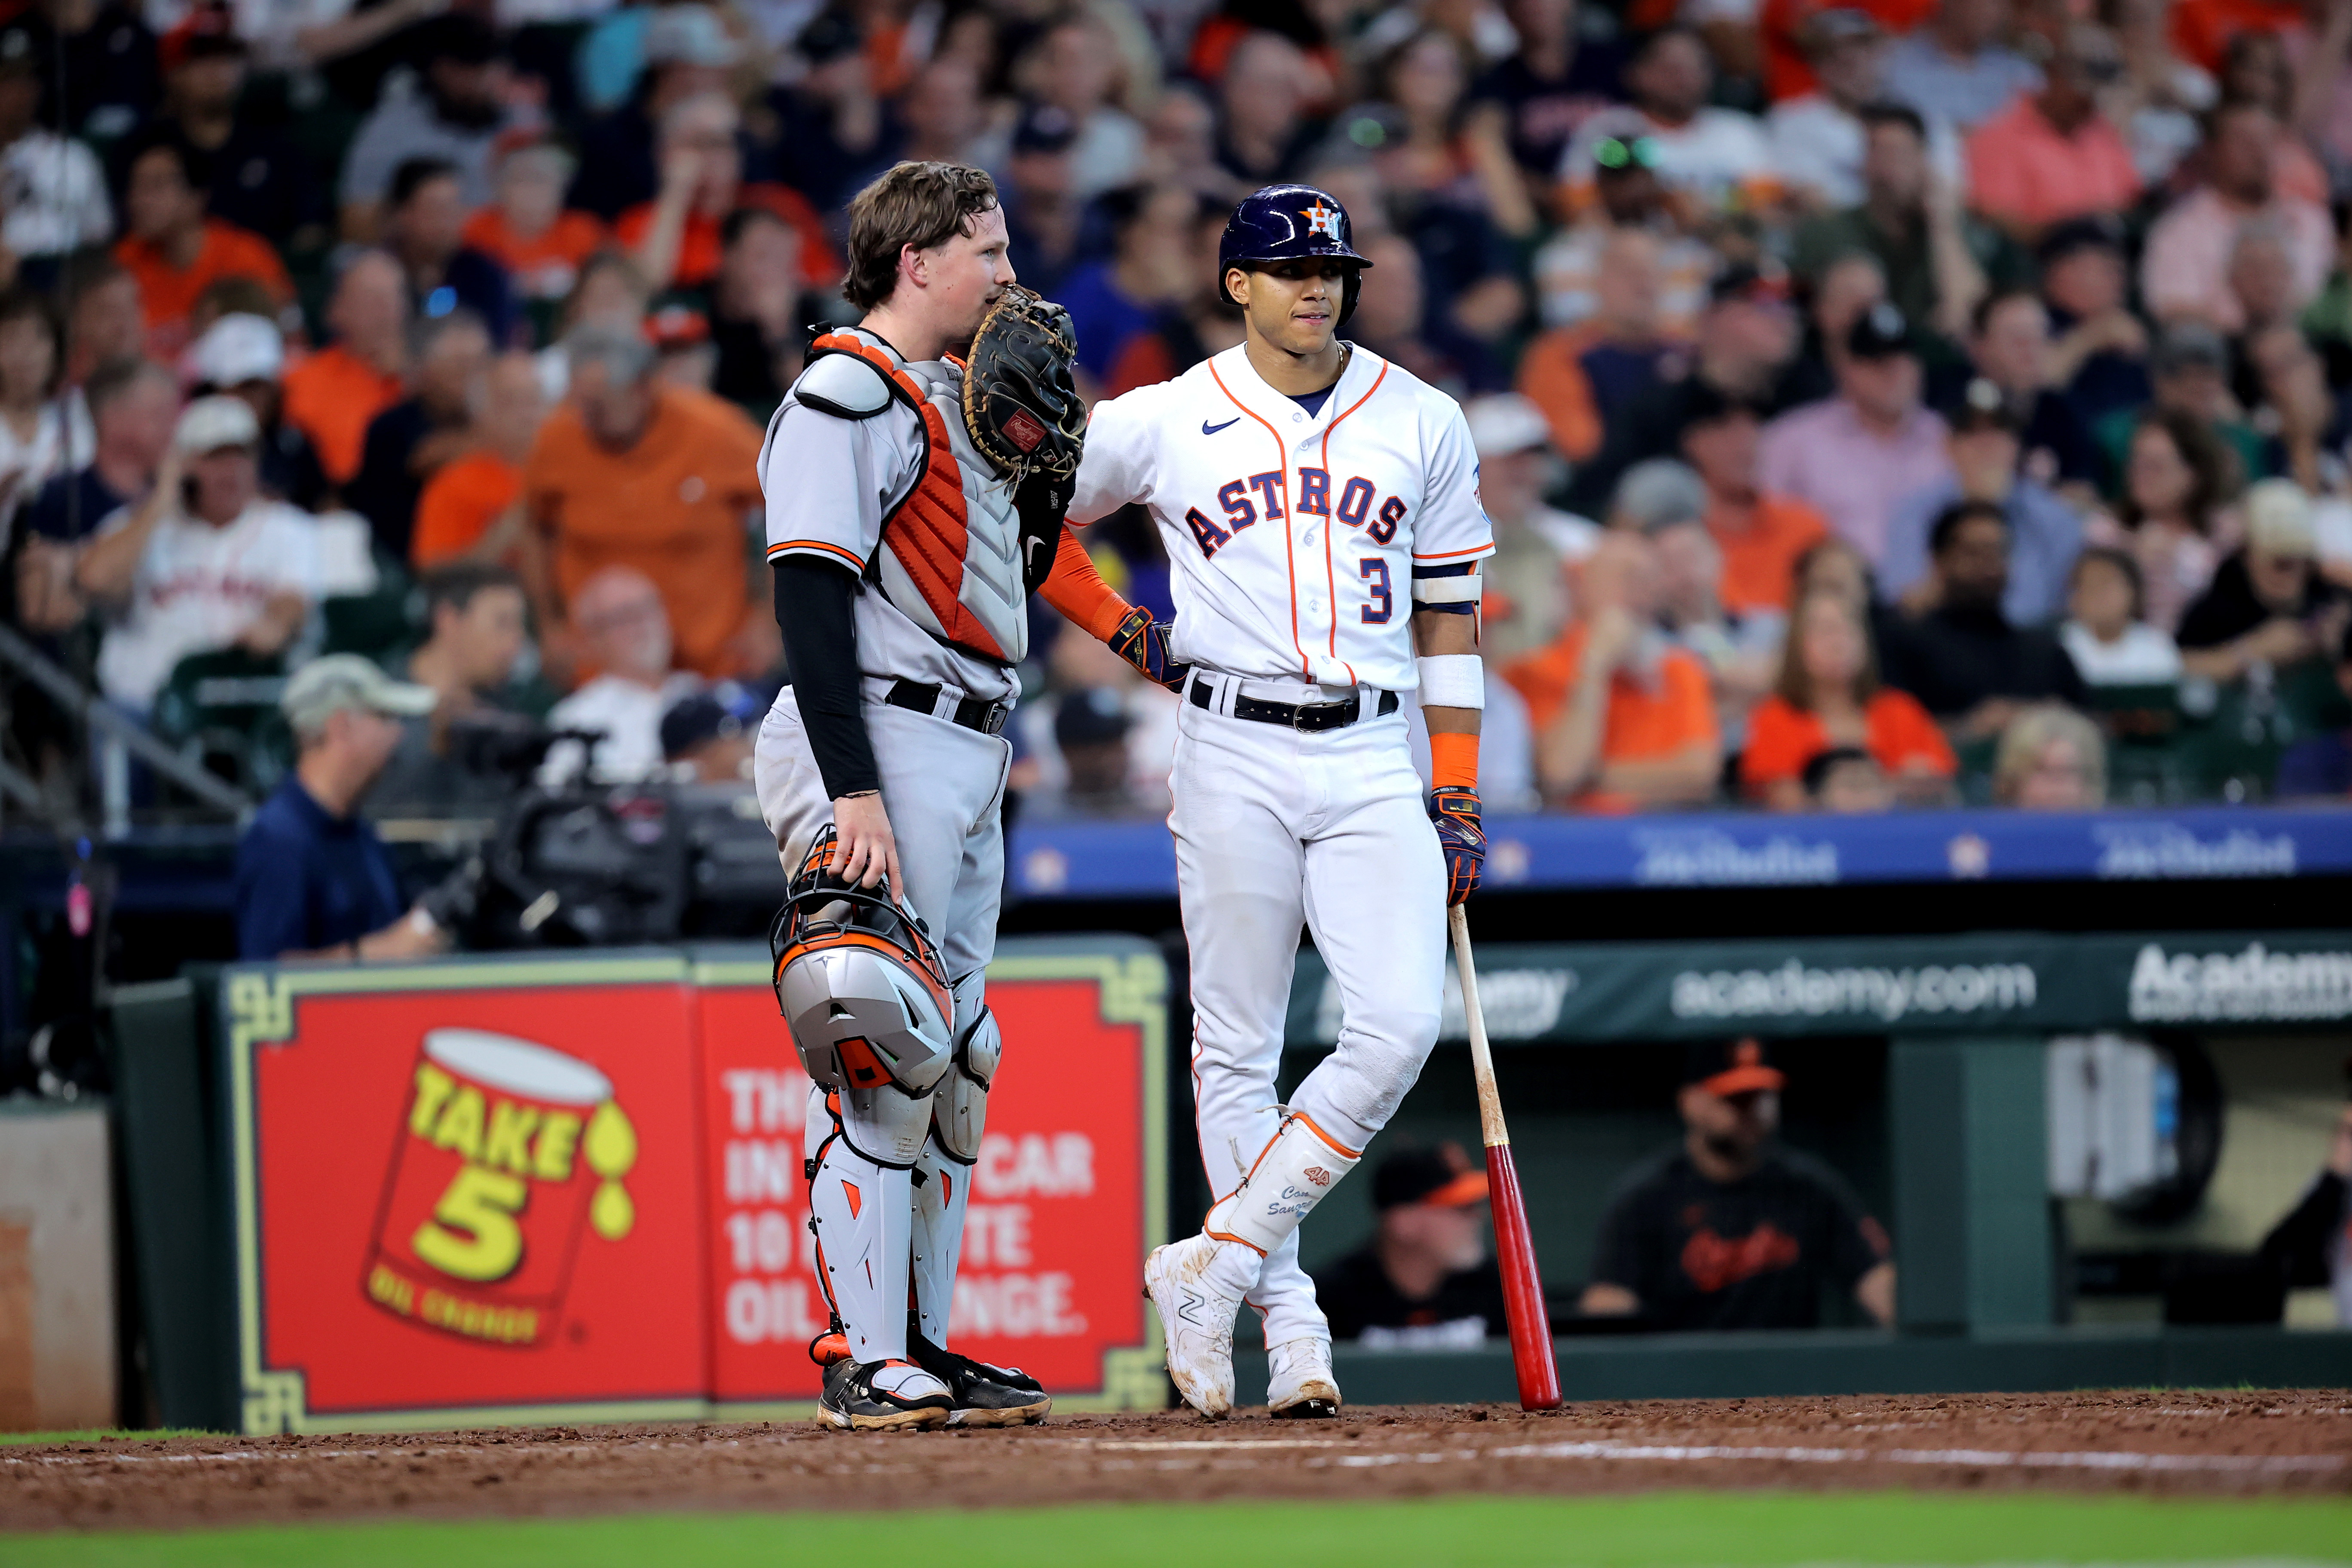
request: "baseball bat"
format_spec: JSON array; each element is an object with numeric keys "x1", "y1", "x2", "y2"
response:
[{"x1": 1448, "y1": 903, "x2": 1563, "y2": 1412}]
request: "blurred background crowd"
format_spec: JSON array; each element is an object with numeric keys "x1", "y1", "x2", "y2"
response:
[{"x1": 4, "y1": 0, "x2": 2352, "y2": 826}]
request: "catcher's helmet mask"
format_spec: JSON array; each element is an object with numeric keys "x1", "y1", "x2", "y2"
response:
[
  {"x1": 1217, "y1": 184, "x2": 1372, "y2": 328},
  {"x1": 769, "y1": 828, "x2": 956, "y2": 1100}
]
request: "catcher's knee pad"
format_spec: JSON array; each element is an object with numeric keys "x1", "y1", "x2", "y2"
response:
[{"x1": 930, "y1": 971, "x2": 999, "y2": 1166}]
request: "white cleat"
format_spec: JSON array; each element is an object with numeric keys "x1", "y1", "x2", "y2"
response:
[
  {"x1": 1142, "y1": 1234, "x2": 1244, "y2": 1419},
  {"x1": 1267, "y1": 1336, "x2": 1341, "y2": 1419}
]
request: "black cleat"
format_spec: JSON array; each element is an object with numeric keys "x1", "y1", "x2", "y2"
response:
[
  {"x1": 911, "y1": 1330, "x2": 1053, "y2": 1426},
  {"x1": 817, "y1": 1357, "x2": 953, "y2": 1431}
]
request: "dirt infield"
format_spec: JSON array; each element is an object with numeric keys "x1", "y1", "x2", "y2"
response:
[{"x1": 6, "y1": 1390, "x2": 2349, "y2": 1532}]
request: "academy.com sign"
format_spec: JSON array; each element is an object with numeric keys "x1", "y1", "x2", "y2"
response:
[
  {"x1": 1671, "y1": 957, "x2": 2039, "y2": 1025},
  {"x1": 2127, "y1": 941, "x2": 2352, "y2": 1022}
]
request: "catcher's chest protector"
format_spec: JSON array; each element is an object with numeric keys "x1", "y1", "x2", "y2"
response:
[{"x1": 810, "y1": 332, "x2": 1028, "y2": 668}]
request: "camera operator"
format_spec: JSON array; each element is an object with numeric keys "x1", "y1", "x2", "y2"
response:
[{"x1": 234, "y1": 655, "x2": 455, "y2": 962}]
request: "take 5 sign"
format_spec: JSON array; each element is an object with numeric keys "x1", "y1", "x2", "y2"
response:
[{"x1": 224, "y1": 940, "x2": 1168, "y2": 1433}]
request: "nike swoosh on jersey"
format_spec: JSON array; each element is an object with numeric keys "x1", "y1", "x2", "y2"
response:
[{"x1": 1201, "y1": 417, "x2": 1241, "y2": 435}]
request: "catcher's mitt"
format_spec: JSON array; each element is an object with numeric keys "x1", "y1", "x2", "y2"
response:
[{"x1": 961, "y1": 285, "x2": 1085, "y2": 486}]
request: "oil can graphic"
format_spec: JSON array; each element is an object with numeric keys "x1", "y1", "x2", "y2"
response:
[{"x1": 365, "y1": 1029, "x2": 639, "y2": 1347}]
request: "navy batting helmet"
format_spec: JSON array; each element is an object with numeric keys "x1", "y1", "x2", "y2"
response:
[{"x1": 1217, "y1": 184, "x2": 1372, "y2": 326}]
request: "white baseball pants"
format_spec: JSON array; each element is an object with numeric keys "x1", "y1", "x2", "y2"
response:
[{"x1": 1171, "y1": 674, "x2": 1448, "y2": 1349}]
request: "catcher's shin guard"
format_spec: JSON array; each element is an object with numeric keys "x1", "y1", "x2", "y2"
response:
[
  {"x1": 805, "y1": 1080, "x2": 931, "y2": 1366},
  {"x1": 913, "y1": 973, "x2": 996, "y2": 1343}
]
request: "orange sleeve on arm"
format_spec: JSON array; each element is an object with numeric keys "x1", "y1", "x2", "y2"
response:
[
  {"x1": 1428, "y1": 731, "x2": 1480, "y2": 790},
  {"x1": 1037, "y1": 524, "x2": 1134, "y2": 643}
]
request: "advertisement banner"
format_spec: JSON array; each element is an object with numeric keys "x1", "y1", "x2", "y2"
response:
[
  {"x1": 691, "y1": 943, "x2": 1169, "y2": 1416},
  {"x1": 1283, "y1": 931, "x2": 2352, "y2": 1047},
  {"x1": 225, "y1": 939, "x2": 1169, "y2": 1433}
]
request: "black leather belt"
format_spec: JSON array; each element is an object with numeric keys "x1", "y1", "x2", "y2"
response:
[
  {"x1": 886, "y1": 680, "x2": 1011, "y2": 735},
  {"x1": 1190, "y1": 679, "x2": 1399, "y2": 732}
]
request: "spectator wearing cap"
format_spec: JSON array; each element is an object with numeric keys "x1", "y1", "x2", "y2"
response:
[
  {"x1": 1804, "y1": 744, "x2": 1896, "y2": 811},
  {"x1": 649, "y1": 303, "x2": 716, "y2": 392},
  {"x1": 541, "y1": 564, "x2": 704, "y2": 782},
  {"x1": 2091, "y1": 321, "x2": 2266, "y2": 504},
  {"x1": 1564, "y1": 264, "x2": 1800, "y2": 517},
  {"x1": 145, "y1": 9, "x2": 321, "y2": 249},
  {"x1": 185, "y1": 311, "x2": 328, "y2": 512},
  {"x1": 620, "y1": 92, "x2": 839, "y2": 298},
  {"x1": 383, "y1": 157, "x2": 516, "y2": 345},
  {"x1": 281, "y1": 251, "x2": 409, "y2": 490},
  {"x1": 1880, "y1": 0, "x2": 2042, "y2": 133},
  {"x1": 112, "y1": 135, "x2": 293, "y2": 361},
  {"x1": 1952, "y1": 287, "x2": 2101, "y2": 493},
  {"x1": 1741, "y1": 587, "x2": 1954, "y2": 807},
  {"x1": 570, "y1": 3, "x2": 743, "y2": 222},
  {"x1": 1558, "y1": 31, "x2": 1777, "y2": 219},
  {"x1": 2038, "y1": 217, "x2": 2153, "y2": 432},
  {"x1": 2275, "y1": 621, "x2": 2352, "y2": 797},
  {"x1": 526, "y1": 326, "x2": 767, "y2": 680},
  {"x1": 235, "y1": 655, "x2": 450, "y2": 962},
  {"x1": 370, "y1": 563, "x2": 533, "y2": 814},
  {"x1": 1582, "y1": 1038, "x2": 1895, "y2": 1332},
  {"x1": 1888, "y1": 499, "x2": 2086, "y2": 735},
  {"x1": 412, "y1": 350, "x2": 546, "y2": 572},
  {"x1": 1529, "y1": 125, "x2": 1716, "y2": 343},
  {"x1": 348, "y1": 309, "x2": 493, "y2": 565},
  {"x1": 74, "y1": 395, "x2": 321, "y2": 712},
  {"x1": 1465, "y1": 394, "x2": 1599, "y2": 667},
  {"x1": 2085, "y1": 405, "x2": 2241, "y2": 635},
  {"x1": 661, "y1": 685, "x2": 760, "y2": 784},
  {"x1": 1793, "y1": 102, "x2": 2017, "y2": 352},
  {"x1": 14, "y1": 359, "x2": 175, "y2": 638},
  {"x1": 2178, "y1": 478, "x2": 2351, "y2": 689},
  {"x1": 1964, "y1": 25, "x2": 2140, "y2": 242},
  {"x1": 1505, "y1": 529, "x2": 1723, "y2": 812},
  {"x1": 2141, "y1": 102, "x2": 2334, "y2": 335},
  {"x1": 1678, "y1": 382, "x2": 1831, "y2": 620},
  {"x1": 339, "y1": 13, "x2": 520, "y2": 239},
  {"x1": 462, "y1": 143, "x2": 608, "y2": 306},
  {"x1": 1992, "y1": 702, "x2": 2106, "y2": 807},
  {"x1": 2060, "y1": 545, "x2": 2182, "y2": 686},
  {"x1": 1758, "y1": 304, "x2": 1951, "y2": 570},
  {"x1": 1001, "y1": 102, "x2": 1100, "y2": 306},
  {"x1": 0, "y1": 21, "x2": 113, "y2": 265},
  {"x1": 1770, "y1": 10, "x2": 1960, "y2": 212},
  {"x1": 1312, "y1": 1144, "x2": 1510, "y2": 1348},
  {"x1": 1518, "y1": 228, "x2": 1684, "y2": 466},
  {"x1": 1882, "y1": 379, "x2": 2083, "y2": 625}
]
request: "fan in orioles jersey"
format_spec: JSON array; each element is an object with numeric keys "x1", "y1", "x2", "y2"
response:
[
  {"x1": 752, "y1": 160, "x2": 1168, "y2": 1432},
  {"x1": 1056, "y1": 183, "x2": 1494, "y2": 1419}
]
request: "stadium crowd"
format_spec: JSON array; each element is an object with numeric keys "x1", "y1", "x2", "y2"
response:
[{"x1": 3, "y1": 0, "x2": 2352, "y2": 822}]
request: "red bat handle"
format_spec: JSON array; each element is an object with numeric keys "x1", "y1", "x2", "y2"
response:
[{"x1": 1484, "y1": 1143, "x2": 1562, "y2": 1411}]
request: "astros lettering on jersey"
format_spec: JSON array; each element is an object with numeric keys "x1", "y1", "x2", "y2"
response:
[{"x1": 1066, "y1": 340, "x2": 1494, "y2": 689}]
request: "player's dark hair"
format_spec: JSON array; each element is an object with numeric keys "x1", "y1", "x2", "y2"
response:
[
  {"x1": 842, "y1": 161, "x2": 1001, "y2": 311},
  {"x1": 1929, "y1": 499, "x2": 2009, "y2": 557},
  {"x1": 423, "y1": 561, "x2": 523, "y2": 619}
]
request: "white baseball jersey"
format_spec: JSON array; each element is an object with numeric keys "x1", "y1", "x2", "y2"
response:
[{"x1": 1067, "y1": 342, "x2": 1494, "y2": 690}]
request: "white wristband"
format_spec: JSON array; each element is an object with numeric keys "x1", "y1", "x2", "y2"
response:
[{"x1": 1416, "y1": 654, "x2": 1484, "y2": 710}]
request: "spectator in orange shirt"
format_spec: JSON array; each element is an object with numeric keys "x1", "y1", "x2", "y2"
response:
[
  {"x1": 462, "y1": 143, "x2": 608, "y2": 305},
  {"x1": 414, "y1": 351, "x2": 547, "y2": 572},
  {"x1": 619, "y1": 91, "x2": 840, "y2": 296},
  {"x1": 1678, "y1": 380, "x2": 1831, "y2": 619},
  {"x1": 524, "y1": 325, "x2": 768, "y2": 681},
  {"x1": 1505, "y1": 530, "x2": 1723, "y2": 812},
  {"x1": 1740, "y1": 587, "x2": 1957, "y2": 808},
  {"x1": 112, "y1": 136, "x2": 291, "y2": 361},
  {"x1": 281, "y1": 251, "x2": 408, "y2": 489},
  {"x1": 1517, "y1": 227, "x2": 1684, "y2": 464},
  {"x1": 1965, "y1": 25, "x2": 2141, "y2": 242}
]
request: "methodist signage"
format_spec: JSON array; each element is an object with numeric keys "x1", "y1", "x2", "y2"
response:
[
  {"x1": 1283, "y1": 931, "x2": 2352, "y2": 1047},
  {"x1": 224, "y1": 939, "x2": 1167, "y2": 1433}
]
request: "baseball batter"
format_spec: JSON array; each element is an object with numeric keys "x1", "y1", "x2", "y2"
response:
[
  {"x1": 752, "y1": 161, "x2": 1156, "y2": 1431},
  {"x1": 1060, "y1": 184, "x2": 1492, "y2": 1418}
]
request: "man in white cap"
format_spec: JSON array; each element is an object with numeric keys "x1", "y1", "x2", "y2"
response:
[
  {"x1": 185, "y1": 312, "x2": 328, "y2": 511},
  {"x1": 2180, "y1": 478, "x2": 2351, "y2": 688},
  {"x1": 234, "y1": 654, "x2": 450, "y2": 961},
  {"x1": 73, "y1": 395, "x2": 323, "y2": 711},
  {"x1": 1463, "y1": 392, "x2": 1597, "y2": 668}
]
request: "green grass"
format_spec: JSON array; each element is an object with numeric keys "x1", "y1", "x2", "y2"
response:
[
  {"x1": 0, "y1": 1430, "x2": 210, "y2": 1447},
  {"x1": 8, "y1": 1493, "x2": 2352, "y2": 1565}
]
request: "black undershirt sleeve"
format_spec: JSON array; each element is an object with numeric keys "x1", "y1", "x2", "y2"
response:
[{"x1": 773, "y1": 557, "x2": 880, "y2": 800}]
